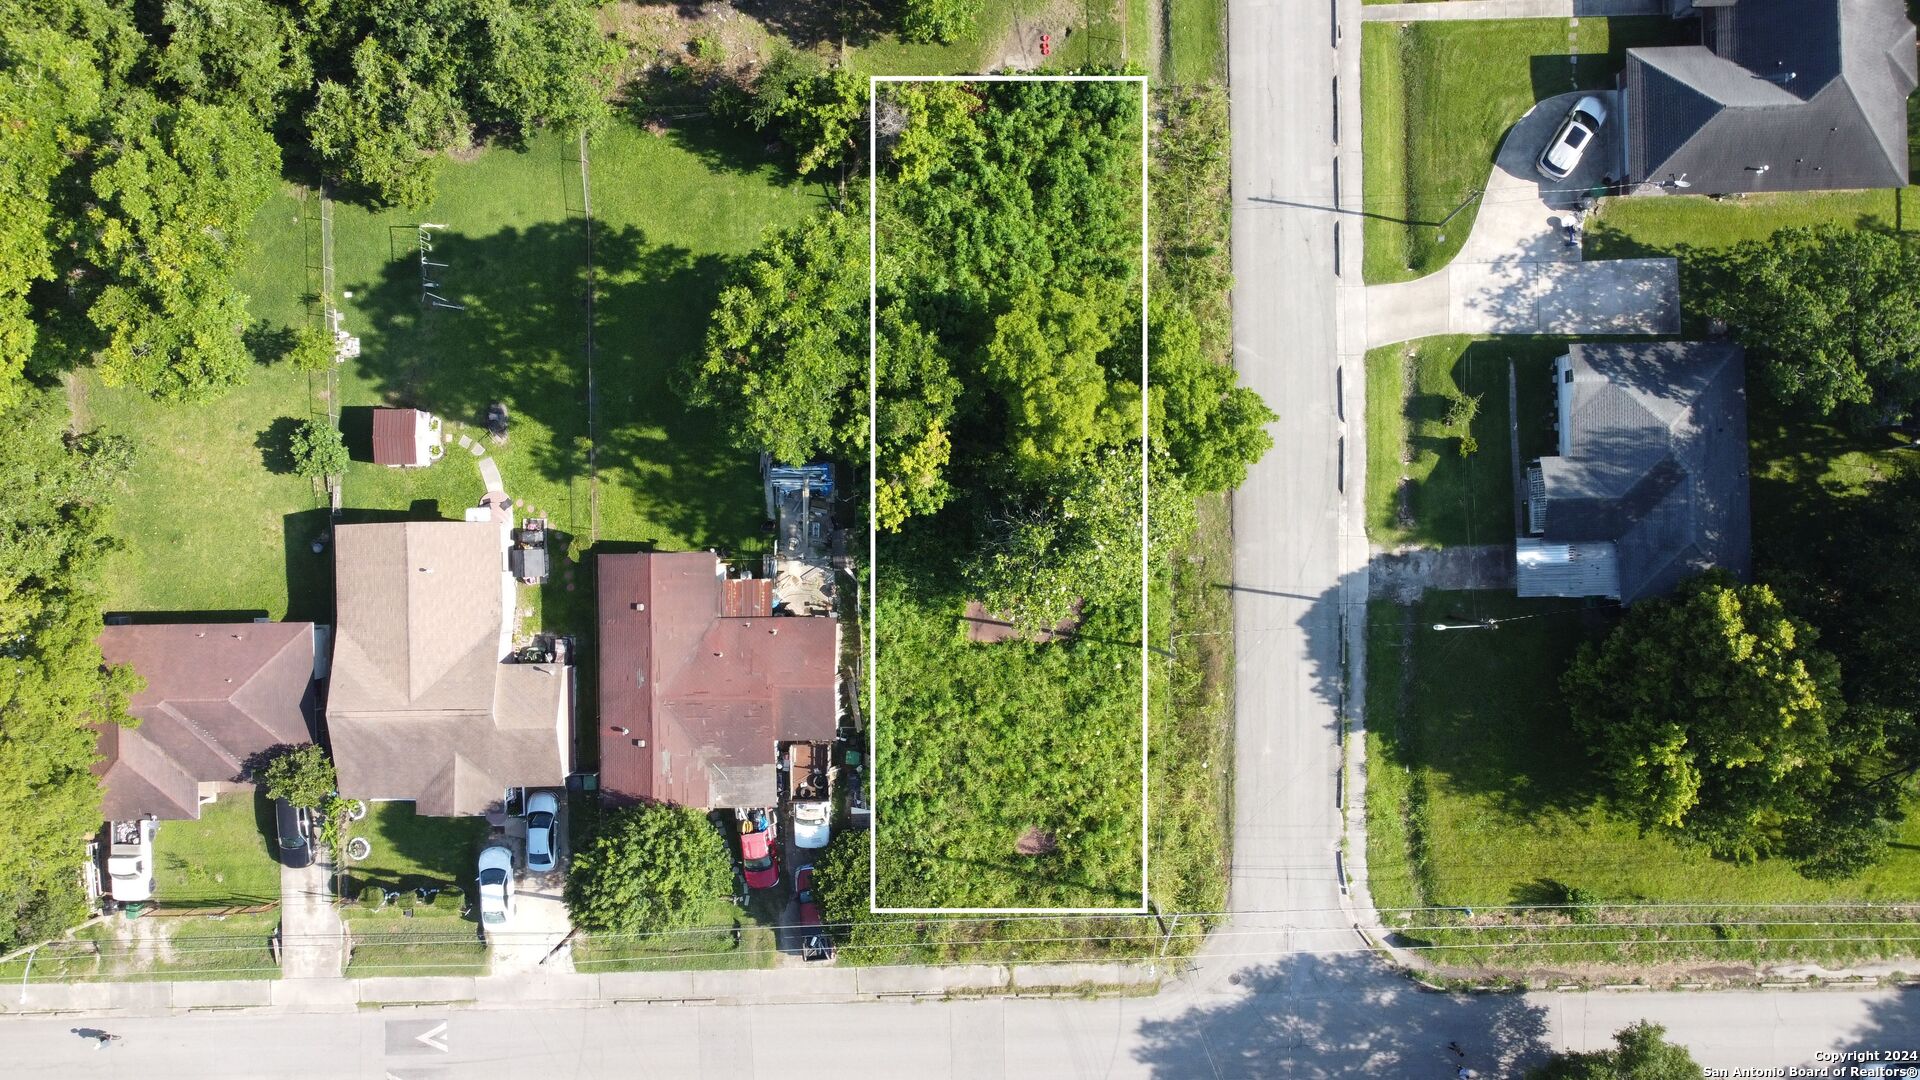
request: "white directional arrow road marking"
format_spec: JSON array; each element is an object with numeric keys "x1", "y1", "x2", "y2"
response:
[
  {"x1": 383, "y1": 1018, "x2": 452, "y2": 1056},
  {"x1": 413, "y1": 1021, "x2": 448, "y2": 1053}
]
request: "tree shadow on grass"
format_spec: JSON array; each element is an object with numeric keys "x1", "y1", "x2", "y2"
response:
[
  {"x1": 1132, "y1": 954, "x2": 1554, "y2": 1078},
  {"x1": 733, "y1": 0, "x2": 892, "y2": 51},
  {"x1": 256, "y1": 416, "x2": 303, "y2": 475},
  {"x1": 1358, "y1": 581, "x2": 1618, "y2": 834},
  {"x1": 346, "y1": 220, "x2": 759, "y2": 549},
  {"x1": 281, "y1": 508, "x2": 334, "y2": 625}
]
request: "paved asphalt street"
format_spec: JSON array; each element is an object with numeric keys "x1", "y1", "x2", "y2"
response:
[{"x1": 11, "y1": 976, "x2": 1917, "y2": 1078}]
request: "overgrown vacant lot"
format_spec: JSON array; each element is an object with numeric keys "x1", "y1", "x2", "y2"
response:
[
  {"x1": 1361, "y1": 17, "x2": 1686, "y2": 283},
  {"x1": 85, "y1": 123, "x2": 817, "y2": 626}
]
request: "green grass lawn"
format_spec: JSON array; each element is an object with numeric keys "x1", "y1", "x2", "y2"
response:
[
  {"x1": 341, "y1": 802, "x2": 490, "y2": 897},
  {"x1": 154, "y1": 794, "x2": 283, "y2": 909},
  {"x1": 344, "y1": 911, "x2": 488, "y2": 978},
  {"x1": 88, "y1": 120, "x2": 817, "y2": 645},
  {"x1": 1361, "y1": 17, "x2": 1689, "y2": 284},
  {"x1": 1364, "y1": 335, "x2": 1560, "y2": 548},
  {"x1": 1585, "y1": 186, "x2": 1914, "y2": 331},
  {"x1": 1366, "y1": 592, "x2": 1920, "y2": 970},
  {"x1": 570, "y1": 900, "x2": 777, "y2": 972},
  {"x1": 1166, "y1": 0, "x2": 1227, "y2": 84},
  {"x1": 0, "y1": 911, "x2": 284, "y2": 983},
  {"x1": 336, "y1": 803, "x2": 490, "y2": 976}
]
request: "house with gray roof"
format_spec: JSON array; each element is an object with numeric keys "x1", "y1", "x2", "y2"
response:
[
  {"x1": 327, "y1": 520, "x2": 570, "y2": 817},
  {"x1": 94, "y1": 621, "x2": 317, "y2": 821},
  {"x1": 1518, "y1": 342, "x2": 1751, "y2": 603},
  {"x1": 1621, "y1": 0, "x2": 1916, "y2": 194}
]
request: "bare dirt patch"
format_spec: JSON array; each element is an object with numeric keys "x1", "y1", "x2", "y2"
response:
[{"x1": 1016, "y1": 827, "x2": 1059, "y2": 855}]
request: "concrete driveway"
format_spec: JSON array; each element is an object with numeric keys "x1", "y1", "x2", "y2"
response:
[
  {"x1": 1364, "y1": 91, "x2": 1680, "y2": 347},
  {"x1": 277, "y1": 854, "x2": 343, "y2": 980},
  {"x1": 486, "y1": 791, "x2": 573, "y2": 976}
]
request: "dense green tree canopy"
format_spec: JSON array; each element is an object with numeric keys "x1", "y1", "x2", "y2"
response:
[
  {"x1": 302, "y1": 0, "x2": 611, "y2": 207},
  {"x1": 289, "y1": 419, "x2": 348, "y2": 479},
  {"x1": 0, "y1": 23, "x2": 104, "y2": 412},
  {"x1": 153, "y1": 0, "x2": 311, "y2": 120},
  {"x1": 875, "y1": 307, "x2": 961, "y2": 531},
  {"x1": 0, "y1": 391, "x2": 138, "y2": 951},
  {"x1": 736, "y1": 54, "x2": 864, "y2": 177},
  {"x1": 1705, "y1": 226, "x2": 1920, "y2": 420},
  {"x1": 564, "y1": 804, "x2": 734, "y2": 934},
  {"x1": 1563, "y1": 574, "x2": 1850, "y2": 867},
  {"x1": 259, "y1": 744, "x2": 337, "y2": 810},
  {"x1": 85, "y1": 93, "x2": 280, "y2": 400},
  {"x1": 1528, "y1": 1021, "x2": 1704, "y2": 1080},
  {"x1": 691, "y1": 207, "x2": 868, "y2": 464},
  {"x1": 306, "y1": 37, "x2": 463, "y2": 210}
]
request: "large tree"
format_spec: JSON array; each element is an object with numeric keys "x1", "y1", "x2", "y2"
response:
[
  {"x1": 1149, "y1": 301, "x2": 1275, "y2": 493},
  {"x1": 1563, "y1": 574, "x2": 1849, "y2": 866},
  {"x1": 564, "y1": 804, "x2": 734, "y2": 935},
  {"x1": 875, "y1": 307, "x2": 960, "y2": 531},
  {"x1": 981, "y1": 287, "x2": 1139, "y2": 482},
  {"x1": 83, "y1": 92, "x2": 280, "y2": 401},
  {"x1": 306, "y1": 37, "x2": 464, "y2": 210},
  {"x1": 1704, "y1": 226, "x2": 1920, "y2": 420},
  {"x1": 0, "y1": 22, "x2": 106, "y2": 412},
  {"x1": 0, "y1": 390, "x2": 138, "y2": 951},
  {"x1": 690, "y1": 207, "x2": 868, "y2": 464},
  {"x1": 152, "y1": 0, "x2": 311, "y2": 121},
  {"x1": 1527, "y1": 1021, "x2": 1703, "y2": 1080}
]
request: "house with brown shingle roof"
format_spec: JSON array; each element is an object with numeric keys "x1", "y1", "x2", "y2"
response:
[
  {"x1": 597, "y1": 552, "x2": 839, "y2": 809},
  {"x1": 328, "y1": 520, "x2": 570, "y2": 817},
  {"x1": 94, "y1": 622, "x2": 317, "y2": 821}
]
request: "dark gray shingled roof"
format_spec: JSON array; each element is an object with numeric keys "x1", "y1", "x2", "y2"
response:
[
  {"x1": 1522, "y1": 343, "x2": 1751, "y2": 604},
  {"x1": 1624, "y1": 0, "x2": 1916, "y2": 194}
]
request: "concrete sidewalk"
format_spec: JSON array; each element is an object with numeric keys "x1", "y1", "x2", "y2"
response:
[
  {"x1": 1363, "y1": 0, "x2": 1662, "y2": 21},
  {"x1": 3, "y1": 960, "x2": 1160, "y2": 1018}
]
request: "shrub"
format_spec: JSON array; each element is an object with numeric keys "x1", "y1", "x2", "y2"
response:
[
  {"x1": 289, "y1": 419, "x2": 348, "y2": 479},
  {"x1": 258, "y1": 744, "x2": 336, "y2": 809}
]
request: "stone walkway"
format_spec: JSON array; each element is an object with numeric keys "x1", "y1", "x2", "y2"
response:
[{"x1": 1362, "y1": 0, "x2": 1661, "y2": 20}]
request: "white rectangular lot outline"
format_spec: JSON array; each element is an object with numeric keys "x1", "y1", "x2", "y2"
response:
[{"x1": 868, "y1": 74, "x2": 1151, "y2": 915}]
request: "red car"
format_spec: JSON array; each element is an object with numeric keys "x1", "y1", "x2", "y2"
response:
[
  {"x1": 739, "y1": 818, "x2": 779, "y2": 890},
  {"x1": 794, "y1": 865, "x2": 832, "y2": 961}
]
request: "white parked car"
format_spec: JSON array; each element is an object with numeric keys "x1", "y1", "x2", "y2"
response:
[
  {"x1": 1537, "y1": 96, "x2": 1608, "y2": 180},
  {"x1": 106, "y1": 819, "x2": 157, "y2": 903},
  {"x1": 791, "y1": 801, "x2": 831, "y2": 850},
  {"x1": 477, "y1": 845, "x2": 515, "y2": 928},
  {"x1": 524, "y1": 792, "x2": 559, "y2": 874}
]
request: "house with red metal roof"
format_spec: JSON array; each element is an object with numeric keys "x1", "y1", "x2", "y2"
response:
[{"x1": 597, "y1": 552, "x2": 839, "y2": 809}]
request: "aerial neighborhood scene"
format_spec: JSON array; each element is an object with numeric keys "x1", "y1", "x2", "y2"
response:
[{"x1": 0, "y1": 0, "x2": 1917, "y2": 1074}]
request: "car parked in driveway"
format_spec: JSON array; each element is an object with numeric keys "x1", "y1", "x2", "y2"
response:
[
  {"x1": 794, "y1": 865, "x2": 832, "y2": 961},
  {"x1": 274, "y1": 798, "x2": 313, "y2": 869},
  {"x1": 524, "y1": 791, "x2": 559, "y2": 874},
  {"x1": 738, "y1": 811, "x2": 779, "y2": 890},
  {"x1": 1537, "y1": 95, "x2": 1608, "y2": 180},
  {"x1": 477, "y1": 845, "x2": 515, "y2": 928},
  {"x1": 105, "y1": 818, "x2": 157, "y2": 903}
]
